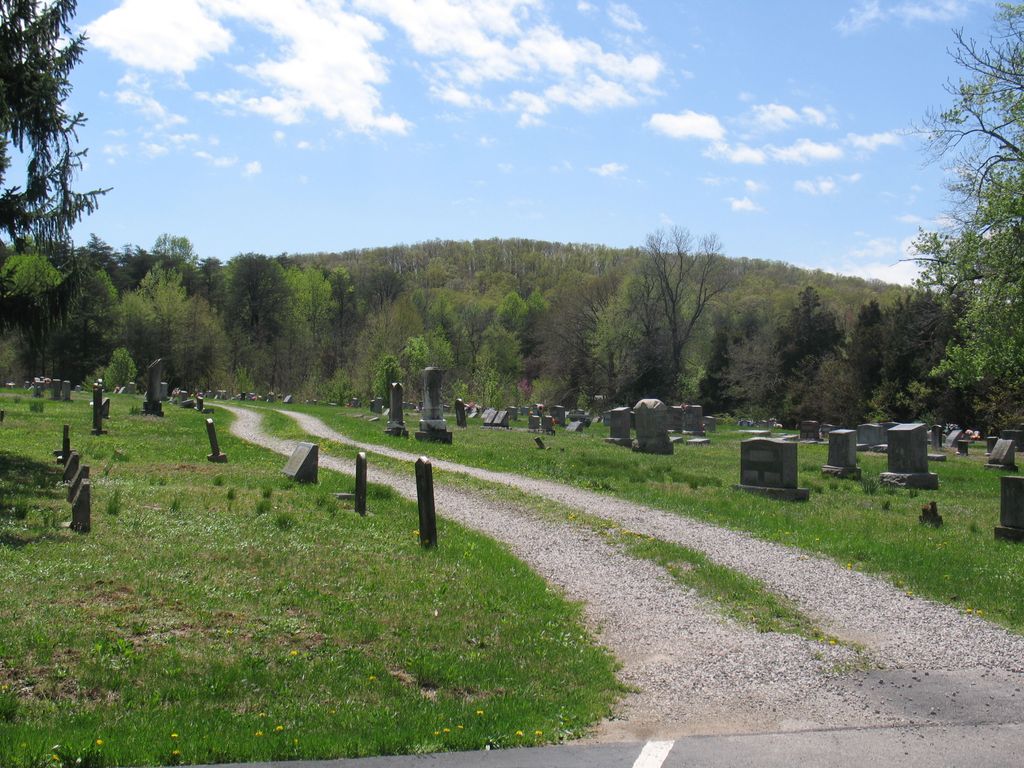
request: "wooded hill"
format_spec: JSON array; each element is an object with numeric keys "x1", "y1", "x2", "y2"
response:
[{"x1": 3, "y1": 230, "x2": 982, "y2": 428}]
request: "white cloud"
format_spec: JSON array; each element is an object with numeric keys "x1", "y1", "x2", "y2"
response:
[
  {"x1": 751, "y1": 103, "x2": 799, "y2": 131},
  {"x1": 140, "y1": 142, "x2": 169, "y2": 158},
  {"x1": 744, "y1": 179, "x2": 764, "y2": 193},
  {"x1": 194, "y1": 150, "x2": 238, "y2": 167},
  {"x1": 114, "y1": 73, "x2": 187, "y2": 129},
  {"x1": 497, "y1": 162, "x2": 514, "y2": 173},
  {"x1": 577, "y1": 1, "x2": 595, "y2": 11},
  {"x1": 648, "y1": 111, "x2": 725, "y2": 141},
  {"x1": 167, "y1": 133, "x2": 200, "y2": 146},
  {"x1": 87, "y1": 0, "x2": 233, "y2": 74},
  {"x1": 102, "y1": 144, "x2": 128, "y2": 158},
  {"x1": 296, "y1": 140, "x2": 313, "y2": 150},
  {"x1": 837, "y1": 235, "x2": 921, "y2": 285},
  {"x1": 801, "y1": 106, "x2": 829, "y2": 126},
  {"x1": 842, "y1": 172, "x2": 863, "y2": 183},
  {"x1": 659, "y1": 212, "x2": 674, "y2": 226},
  {"x1": 837, "y1": 1, "x2": 968, "y2": 34},
  {"x1": 591, "y1": 162, "x2": 627, "y2": 177},
  {"x1": 608, "y1": 2, "x2": 644, "y2": 32},
  {"x1": 846, "y1": 130, "x2": 902, "y2": 152},
  {"x1": 769, "y1": 138, "x2": 843, "y2": 163},
  {"x1": 243, "y1": 160, "x2": 262, "y2": 177},
  {"x1": 729, "y1": 196, "x2": 763, "y2": 212},
  {"x1": 705, "y1": 142, "x2": 767, "y2": 164},
  {"x1": 478, "y1": 136, "x2": 496, "y2": 147},
  {"x1": 794, "y1": 177, "x2": 838, "y2": 195}
]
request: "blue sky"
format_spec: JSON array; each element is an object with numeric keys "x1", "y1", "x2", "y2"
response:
[{"x1": 67, "y1": 0, "x2": 999, "y2": 284}]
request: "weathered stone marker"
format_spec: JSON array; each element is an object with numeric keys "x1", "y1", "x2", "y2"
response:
[
  {"x1": 101, "y1": 397, "x2": 110, "y2": 419},
  {"x1": 0, "y1": 409, "x2": 5, "y2": 423},
  {"x1": 821, "y1": 429, "x2": 860, "y2": 479},
  {"x1": 66, "y1": 463, "x2": 89, "y2": 502},
  {"x1": 857, "y1": 423, "x2": 886, "y2": 451},
  {"x1": 62, "y1": 451, "x2": 80, "y2": 484},
  {"x1": 454, "y1": 398, "x2": 467, "y2": 428},
  {"x1": 985, "y1": 439, "x2": 1017, "y2": 471},
  {"x1": 931, "y1": 425, "x2": 943, "y2": 451},
  {"x1": 633, "y1": 399, "x2": 673, "y2": 455},
  {"x1": 355, "y1": 451, "x2": 367, "y2": 516},
  {"x1": 62, "y1": 380, "x2": 71, "y2": 401},
  {"x1": 283, "y1": 442, "x2": 318, "y2": 483},
  {"x1": 799, "y1": 420, "x2": 820, "y2": 442},
  {"x1": 415, "y1": 367, "x2": 452, "y2": 443},
  {"x1": 206, "y1": 418, "x2": 228, "y2": 463},
  {"x1": 534, "y1": 436, "x2": 546, "y2": 450},
  {"x1": 385, "y1": 382, "x2": 408, "y2": 437},
  {"x1": 995, "y1": 475, "x2": 1024, "y2": 542},
  {"x1": 142, "y1": 359, "x2": 164, "y2": 417},
  {"x1": 736, "y1": 438, "x2": 809, "y2": 501},
  {"x1": 70, "y1": 478, "x2": 91, "y2": 533},
  {"x1": 550, "y1": 405, "x2": 566, "y2": 426},
  {"x1": 415, "y1": 456, "x2": 437, "y2": 548},
  {"x1": 91, "y1": 384, "x2": 106, "y2": 436},
  {"x1": 196, "y1": 395, "x2": 205, "y2": 413},
  {"x1": 880, "y1": 423, "x2": 938, "y2": 489},
  {"x1": 956, "y1": 439, "x2": 970, "y2": 456},
  {"x1": 606, "y1": 406, "x2": 632, "y2": 447},
  {"x1": 55, "y1": 424, "x2": 71, "y2": 464}
]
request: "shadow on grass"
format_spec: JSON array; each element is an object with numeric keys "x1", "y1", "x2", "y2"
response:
[{"x1": 0, "y1": 450, "x2": 64, "y2": 547}]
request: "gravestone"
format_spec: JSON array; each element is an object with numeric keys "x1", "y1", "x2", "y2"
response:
[
  {"x1": 1000, "y1": 429, "x2": 1024, "y2": 451},
  {"x1": 66, "y1": 463, "x2": 89, "y2": 502},
  {"x1": 736, "y1": 438, "x2": 809, "y2": 501},
  {"x1": 880, "y1": 423, "x2": 938, "y2": 489},
  {"x1": 454, "y1": 399, "x2": 468, "y2": 428},
  {"x1": 62, "y1": 451, "x2": 80, "y2": 484},
  {"x1": 944, "y1": 428, "x2": 964, "y2": 449},
  {"x1": 415, "y1": 367, "x2": 452, "y2": 444},
  {"x1": 195, "y1": 395, "x2": 205, "y2": 413},
  {"x1": 632, "y1": 399, "x2": 673, "y2": 455},
  {"x1": 50, "y1": 379, "x2": 61, "y2": 400},
  {"x1": 985, "y1": 439, "x2": 1017, "y2": 471},
  {"x1": 857, "y1": 423, "x2": 885, "y2": 450},
  {"x1": 160, "y1": 382, "x2": 169, "y2": 401},
  {"x1": 919, "y1": 501, "x2": 943, "y2": 528},
  {"x1": 681, "y1": 405, "x2": 704, "y2": 434},
  {"x1": 566, "y1": 421, "x2": 585, "y2": 433},
  {"x1": 704, "y1": 415, "x2": 717, "y2": 433},
  {"x1": 370, "y1": 397, "x2": 385, "y2": 414},
  {"x1": 70, "y1": 478, "x2": 91, "y2": 533},
  {"x1": 987, "y1": 436, "x2": 999, "y2": 454},
  {"x1": 32, "y1": 380, "x2": 42, "y2": 398},
  {"x1": 931, "y1": 425, "x2": 943, "y2": 451},
  {"x1": 666, "y1": 406, "x2": 684, "y2": 433},
  {"x1": 283, "y1": 394, "x2": 294, "y2": 404},
  {"x1": 124, "y1": 382, "x2": 136, "y2": 395},
  {"x1": 799, "y1": 421, "x2": 820, "y2": 442},
  {"x1": 355, "y1": 451, "x2": 367, "y2": 516},
  {"x1": 819, "y1": 423, "x2": 835, "y2": 438},
  {"x1": 206, "y1": 418, "x2": 228, "y2": 463},
  {"x1": 55, "y1": 424, "x2": 71, "y2": 464},
  {"x1": 821, "y1": 429, "x2": 860, "y2": 479},
  {"x1": 494, "y1": 409, "x2": 510, "y2": 429},
  {"x1": 61, "y1": 380, "x2": 71, "y2": 401},
  {"x1": 541, "y1": 414, "x2": 555, "y2": 434},
  {"x1": 91, "y1": 385, "x2": 106, "y2": 436},
  {"x1": 283, "y1": 442, "x2": 318, "y2": 483},
  {"x1": 385, "y1": 382, "x2": 409, "y2": 437},
  {"x1": 606, "y1": 406, "x2": 632, "y2": 447},
  {"x1": 415, "y1": 456, "x2": 437, "y2": 548},
  {"x1": 957, "y1": 440, "x2": 970, "y2": 456},
  {"x1": 549, "y1": 405, "x2": 566, "y2": 427},
  {"x1": 101, "y1": 398, "x2": 110, "y2": 419},
  {"x1": 142, "y1": 360, "x2": 164, "y2": 417},
  {"x1": 481, "y1": 408, "x2": 498, "y2": 426},
  {"x1": 506, "y1": 406, "x2": 519, "y2": 422},
  {"x1": 995, "y1": 476, "x2": 1024, "y2": 541}
]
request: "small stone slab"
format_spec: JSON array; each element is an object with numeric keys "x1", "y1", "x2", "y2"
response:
[
  {"x1": 687, "y1": 438, "x2": 710, "y2": 446},
  {"x1": 415, "y1": 428, "x2": 452, "y2": 444},
  {"x1": 283, "y1": 442, "x2": 318, "y2": 483},
  {"x1": 927, "y1": 454, "x2": 947, "y2": 462},
  {"x1": 734, "y1": 484, "x2": 810, "y2": 502},
  {"x1": 879, "y1": 471, "x2": 939, "y2": 490},
  {"x1": 822, "y1": 465, "x2": 861, "y2": 480}
]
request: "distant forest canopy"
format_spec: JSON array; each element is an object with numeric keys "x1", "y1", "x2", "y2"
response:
[{"x1": 0, "y1": 230, "x2": 1002, "y2": 429}]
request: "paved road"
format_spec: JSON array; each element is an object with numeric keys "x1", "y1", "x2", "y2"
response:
[{"x1": 184, "y1": 724, "x2": 1024, "y2": 767}]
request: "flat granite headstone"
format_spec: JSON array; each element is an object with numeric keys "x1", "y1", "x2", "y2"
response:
[
  {"x1": 944, "y1": 428, "x2": 964, "y2": 449},
  {"x1": 822, "y1": 429, "x2": 860, "y2": 479},
  {"x1": 995, "y1": 475, "x2": 1024, "y2": 541},
  {"x1": 566, "y1": 421, "x2": 584, "y2": 433},
  {"x1": 799, "y1": 420, "x2": 820, "y2": 442},
  {"x1": 606, "y1": 407, "x2": 632, "y2": 447},
  {"x1": 70, "y1": 479, "x2": 91, "y2": 533},
  {"x1": 736, "y1": 438, "x2": 809, "y2": 501},
  {"x1": 1000, "y1": 429, "x2": 1024, "y2": 451},
  {"x1": 549, "y1": 405, "x2": 566, "y2": 426},
  {"x1": 481, "y1": 408, "x2": 498, "y2": 426},
  {"x1": 283, "y1": 442, "x2": 318, "y2": 483},
  {"x1": 880, "y1": 423, "x2": 938, "y2": 489},
  {"x1": 528, "y1": 414, "x2": 540, "y2": 431},
  {"x1": 857, "y1": 423, "x2": 885, "y2": 450},
  {"x1": 986, "y1": 439, "x2": 1017, "y2": 471}
]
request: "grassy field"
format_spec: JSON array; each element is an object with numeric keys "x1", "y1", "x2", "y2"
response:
[
  {"x1": 0, "y1": 394, "x2": 621, "y2": 768},
  {"x1": 264, "y1": 402, "x2": 1024, "y2": 634}
]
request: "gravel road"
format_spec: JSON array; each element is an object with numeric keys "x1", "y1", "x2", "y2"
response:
[{"x1": 216, "y1": 405, "x2": 1024, "y2": 741}]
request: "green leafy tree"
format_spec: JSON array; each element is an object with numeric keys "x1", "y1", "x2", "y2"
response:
[
  {"x1": 103, "y1": 347, "x2": 137, "y2": 389},
  {"x1": 372, "y1": 352, "x2": 402, "y2": 401}
]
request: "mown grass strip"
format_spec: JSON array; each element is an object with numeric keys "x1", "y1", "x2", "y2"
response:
[{"x1": 0, "y1": 394, "x2": 621, "y2": 768}]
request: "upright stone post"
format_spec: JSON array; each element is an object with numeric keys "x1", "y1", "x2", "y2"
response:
[
  {"x1": 206, "y1": 418, "x2": 228, "y2": 463},
  {"x1": 995, "y1": 475, "x2": 1024, "y2": 541},
  {"x1": 415, "y1": 367, "x2": 452, "y2": 443},
  {"x1": 196, "y1": 394, "x2": 205, "y2": 413},
  {"x1": 61, "y1": 380, "x2": 71, "y2": 401},
  {"x1": 931, "y1": 425, "x2": 943, "y2": 451},
  {"x1": 70, "y1": 479, "x2": 91, "y2": 533},
  {"x1": 143, "y1": 359, "x2": 164, "y2": 417},
  {"x1": 355, "y1": 451, "x2": 367, "y2": 516},
  {"x1": 415, "y1": 456, "x2": 437, "y2": 548},
  {"x1": 454, "y1": 398, "x2": 467, "y2": 428},
  {"x1": 880, "y1": 423, "x2": 938, "y2": 489},
  {"x1": 55, "y1": 424, "x2": 71, "y2": 464},
  {"x1": 632, "y1": 399, "x2": 673, "y2": 455},
  {"x1": 91, "y1": 384, "x2": 106, "y2": 436},
  {"x1": 821, "y1": 429, "x2": 860, "y2": 479},
  {"x1": 385, "y1": 382, "x2": 408, "y2": 437}
]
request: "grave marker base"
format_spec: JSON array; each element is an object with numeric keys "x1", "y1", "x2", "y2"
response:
[
  {"x1": 822, "y1": 464, "x2": 861, "y2": 480},
  {"x1": 207, "y1": 452, "x2": 228, "y2": 463},
  {"x1": 879, "y1": 471, "x2": 939, "y2": 490},
  {"x1": 734, "y1": 484, "x2": 810, "y2": 502},
  {"x1": 927, "y1": 453, "x2": 947, "y2": 462},
  {"x1": 995, "y1": 525, "x2": 1024, "y2": 542},
  {"x1": 985, "y1": 462, "x2": 1018, "y2": 471},
  {"x1": 604, "y1": 437, "x2": 633, "y2": 447},
  {"x1": 415, "y1": 429, "x2": 452, "y2": 444}
]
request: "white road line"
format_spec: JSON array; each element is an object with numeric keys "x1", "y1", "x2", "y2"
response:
[{"x1": 631, "y1": 740, "x2": 675, "y2": 768}]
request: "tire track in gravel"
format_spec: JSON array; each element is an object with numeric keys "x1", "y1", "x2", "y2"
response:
[
  {"x1": 215, "y1": 404, "x2": 904, "y2": 739},
  {"x1": 274, "y1": 409, "x2": 1024, "y2": 675}
]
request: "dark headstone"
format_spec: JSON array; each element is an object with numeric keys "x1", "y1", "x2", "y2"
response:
[
  {"x1": 606, "y1": 406, "x2": 632, "y2": 447},
  {"x1": 415, "y1": 456, "x2": 437, "y2": 548},
  {"x1": 1000, "y1": 429, "x2": 1024, "y2": 451},
  {"x1": 355, "y1": 451, "x2": 367, "y2": 516},
  {"x1": 415, "y1": 367, "x2": 451, "y2": 443},
  {"x1": 931, "y1": 425, "x2": 943, "y2": 451},
  {"x1": 386, "y1": 382, "x2": 408, "y2": 437},
  {"x1": 62, "y1": 451, "x2": 80, "y2": 484},
  {"x1": 66, "y1": 463, "x2": 89, "y2": 502},
  {"x1": 666, "y1": 406, "x2": 684, "y2": 432},
  {"x1": 61, "y1": 380, "x2": 71, "y2": 401},
  {"x1": 633, "y1": 399, "x2": 672, "y2": 455},
  {"x1": 549, "y1": 405, "x2": 566, "y2": 426},
  {"x1": 799, "y1": 420, "x2": 820, "y2": 442},
  {"x1": 101, "y1": 398, "x2": 110, "y2": 419},
  {"x1": 681, "y1": 405, "x2": 705, "y2": 435},
  {"x1": 822, "y1": 429, "x2": 860, "y2": 479},
  {"x1": 880, "y1": 423, "x2": 938, "y2": 489},
  {"x1": 70, "y1": 478, "x2": 91, "y2": 533},
  {"x1": 995, "y1": 476, "x2": 1024, "y2": 541},
  {"x1": 736, "y1": 438, "x2": 809, "y2": 501},
  {"x1": 454, "y1": 398, "x2": 467, "y2": 428},
  {"x1": 91, "y1": 385, "x2": 106, "y2": 436},
  {"x1": 534, "y1": 437, "x2": 546, "y2": 450},
  {"x1": 283, "y1": 442, "x2": 318, "y2": 483},
  {"x1": 857, "y1": 423, "x2": 885, "y2": 450},
  {"x1": 206, "y1": 418, "x2": 227, "y2": 463},
  {"x1": 956, "y1": 440, "x2": 970, "y2": 456},
  {"x1": 55, "y1": 424, "x2": 71, "y2": 464},
  {"x1": 528, "y1": 414, "x2": 540, "y2": 431},
  {"x1": 143, "y1": 359, "x2": 164, "y2": 417}
]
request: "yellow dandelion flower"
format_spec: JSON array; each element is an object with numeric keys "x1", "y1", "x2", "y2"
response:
[
  {"x1": 170, "y1": 733, "x2": 178, "y2": 739},
  {"x1": 535, "y1": 730, "x2": 543, "y2": 736},
  {"x1": 255, "y1": 730, "x2": 264, "y2": 738},
  {"x1": 171, "y1": 750, "x2": 181, "y2": 757},
  {"x1": 293, "y1": 738, "x2": 298, "y2": 746},
  {"x1": 275, "y1": 725, "x2": 284, "y2": 732},
  {"x1": 51, "y1": 755, "x2": 59, "y2": 762},
  {"x1": 289, "y1": 650, "x2": 299, "y2": 657},
  {"x1": 368, "y1": 675, "x2": 377, "y2": 681},
  {"x1": 828, "y1": 639, "x2": 837, "y2": 645},
  {"x1": 977, "y1": 609, "x2": 985, "y2": 616},
  {"x1": 259, "y1": 712, "x2": 267, "y2": 718},
  {"x1": 433, "y1": 731, "x2": 440, "y2": 736},
  {"x1": 457, "y1": 724, "x2": 464, "y2": 730},
  {"x1": 443, "y1": 727, "x2": 450, "y2": 733},
  {"x1": 95, "y1": 740, "x2": 103, "y2": 747},
  {"x1": 515, "y1": 730, "x2": 524, "y2": 737},
  {"x1": 476, "y1": 709, "x2": 484, "y2": 716}
]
